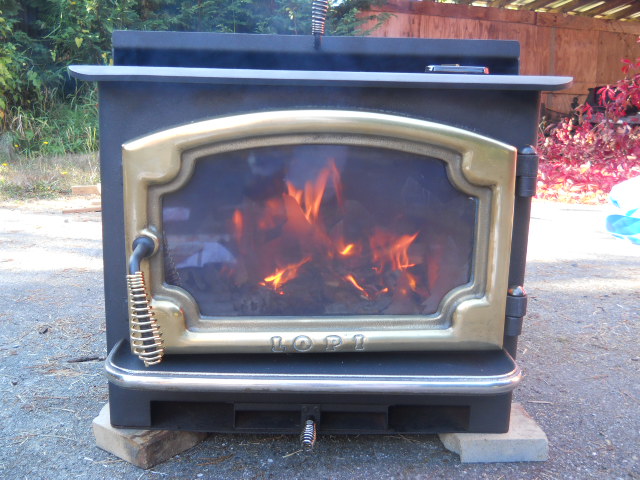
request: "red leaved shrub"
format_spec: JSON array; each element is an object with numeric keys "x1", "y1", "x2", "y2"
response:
[{"x1": 537, "y1": 54, "x2": 640, "y2": 204}]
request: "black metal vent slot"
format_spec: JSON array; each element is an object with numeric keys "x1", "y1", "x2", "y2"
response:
[{"x1": 388, "y1": 405, "x2": 470, "y2": 432}]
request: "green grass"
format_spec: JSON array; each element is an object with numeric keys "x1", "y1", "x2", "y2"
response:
[
  {"x1": 0, "y1": 153, "x2": 99, "y2": 199},
  {"x1": 0, "y1": 88, "x2": 99, "y2": 199},
  {"x1": 7, "y1": 88, "x2": 99, "y2": 158}
]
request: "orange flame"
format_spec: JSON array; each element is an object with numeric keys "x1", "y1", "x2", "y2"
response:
[
  {"x1": 344, "y1": 274, "x2": 369, "y2": 298},
  {"x1": 232, "y1": 210, "x2": 244, "y2": 239},
  {"x1": 370, "y1": 229, "x2": 418, "y2": 272},
  {"x1": 326, "y1": 158, "x2": 343, "y2": 208},
  {"x1": 286, "y1": 182, "x2": 303, "y2": 209},
  {"x1": 286, "y1": 158, "x2": 341, "y2": 224},
  {"x1": 261, "y1": 257, "x2": 311, "y2": 291},
  {"x1": 305, "y1": 170, "x2": 328, "y2": 223},
  {"x1": 391, "y1": 233, "x2": 418, "y2": 271}
]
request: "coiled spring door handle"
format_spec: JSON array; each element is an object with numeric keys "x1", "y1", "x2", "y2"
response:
[{"x1": 126, "y1": 236, "x2": 164, "y2": 366}]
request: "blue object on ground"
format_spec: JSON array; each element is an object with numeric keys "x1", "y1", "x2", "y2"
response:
[{"x1": 606, "y1": 176, "x2": 640, "y2": 245}]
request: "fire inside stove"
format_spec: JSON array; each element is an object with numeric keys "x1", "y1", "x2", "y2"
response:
[{"x1": 162, "y1": 144, "x2": 475, "y2": 318}]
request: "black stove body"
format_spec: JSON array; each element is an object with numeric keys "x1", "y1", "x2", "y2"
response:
[{"x1": 71, "y1": 31, "x2": 570, "y2": 434}]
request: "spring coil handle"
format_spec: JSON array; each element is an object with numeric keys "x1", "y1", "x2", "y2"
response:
[
  {"x1": 312, "y1": 0, "x2": 329, "y2": 49},
  {"x1": 127, "y1": 271, "x2": 165, "y2": 366},
  {"x1": 300, "y1": 419, "x2": 317, "y2": 451},
  {"x1": 312, "y1": 0, "x2": 329, "y2": 36}
]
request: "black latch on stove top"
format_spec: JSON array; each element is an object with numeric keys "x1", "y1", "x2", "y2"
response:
[
  {"x1": 516, "y1": 146, "x2": 539, "y2": 197},
  {"x1": 426, "y1": 65, "x2": 489, "y2": 74}
]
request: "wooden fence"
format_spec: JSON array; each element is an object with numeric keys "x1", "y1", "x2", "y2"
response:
[{"x1": 364, "y1": 0, "x2": 640, "y2": 114}]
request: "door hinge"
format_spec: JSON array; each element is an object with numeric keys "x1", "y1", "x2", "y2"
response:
[
  {"x1": 505, "y1": 285, "x2": 527, "y2": 337},
  {"x1": 516, "y1": 146, "x2": 539, "y2": 197}
]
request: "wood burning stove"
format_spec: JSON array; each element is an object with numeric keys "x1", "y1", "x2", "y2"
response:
[{"x1": 70, "y1": 31, "x2": 570, "y2": 435}]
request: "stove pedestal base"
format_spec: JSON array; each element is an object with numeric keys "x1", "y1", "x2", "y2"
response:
[
  {"x1": 439, "y1": 402, "x2": 548, "y2": 463},
  {"x1": 105, "y1": 341, "x2": 521, "y2": 434},
  {"x1": 93, "y1": 404, "x2": 208, "y2": 469}
]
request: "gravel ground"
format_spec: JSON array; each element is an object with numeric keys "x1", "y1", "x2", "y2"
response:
[{"x1": 0, "y1": 197, "x2": 638, "y2": 480}]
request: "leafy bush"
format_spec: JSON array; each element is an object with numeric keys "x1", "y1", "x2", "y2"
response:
[
  {"x1": 0, "y1": 8, "x2": 24, "y2": 122},
  {"x1": 1, "y1": 1, "x2": 387, "y2": 111},
  {"x1": 537, "y1": 55, "x2": 640, "y2": 204},
  {"x1": 1, "y1": 1, "x2": 388, "y2": 161},
  {"x1": 8, "y1": 88, "x2": 98, "y2": 157}
]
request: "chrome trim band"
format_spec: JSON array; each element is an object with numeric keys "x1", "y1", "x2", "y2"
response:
[
  {"x1": 69, "y1": 65, "x2": 573, "y2": 91},
  {"x1": 105, "y1": 341, "x2": 522, "y2": 395}
]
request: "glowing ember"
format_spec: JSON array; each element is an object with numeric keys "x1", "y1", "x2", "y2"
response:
[
  {"x1": 407, "y1": 272, "x2": 418, "y2": 292},
  {"x1": 339, "y1": 244, "x2": 355, "y2": 256}
]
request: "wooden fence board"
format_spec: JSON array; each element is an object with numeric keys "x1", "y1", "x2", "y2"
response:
[
  {"x1": 535, "y1": 11, "x2": 640, "y2": 35},
  {"x1": 597, "y1": 30, "x2": 640, "y2": 85},
  {"x1": 422, "y1": 15, "x2": 483, "y2": 40},
  {"x1": 480, "y1": 21, "x2": 551, "y2": 75},
  {"x1": 370, "y1": 0, "x2": 538, "y2": 25},
  {"x1": 364, "y1": 0, "x2": 640, "y2": 113},
  {"x1": 554, "y1": 28, "x2": 598, "y2": 82},
  {"x1": 371, "y1": 1, "x2": 640, "y2": 34}
]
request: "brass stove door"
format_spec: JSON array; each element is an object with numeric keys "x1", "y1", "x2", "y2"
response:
[{"x1": 123, "y1": 110, "x2": 516, "y2": 356}]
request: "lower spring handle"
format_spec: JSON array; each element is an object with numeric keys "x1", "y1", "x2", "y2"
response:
[{"x1": 300, "y1": 419, "x2": 317, "y2": 451}]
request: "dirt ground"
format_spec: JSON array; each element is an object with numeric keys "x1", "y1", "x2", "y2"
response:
[{"x1": 0, "y1": 196, "x2": 638, "y2": 480}]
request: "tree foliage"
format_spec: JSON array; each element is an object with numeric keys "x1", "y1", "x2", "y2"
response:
[
  {"x1": 537, "y1": 52, "x2": 640, "y2": 204},
  {"x1": 0, "y1": 0, "x2": 387, "y2": 127}
]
